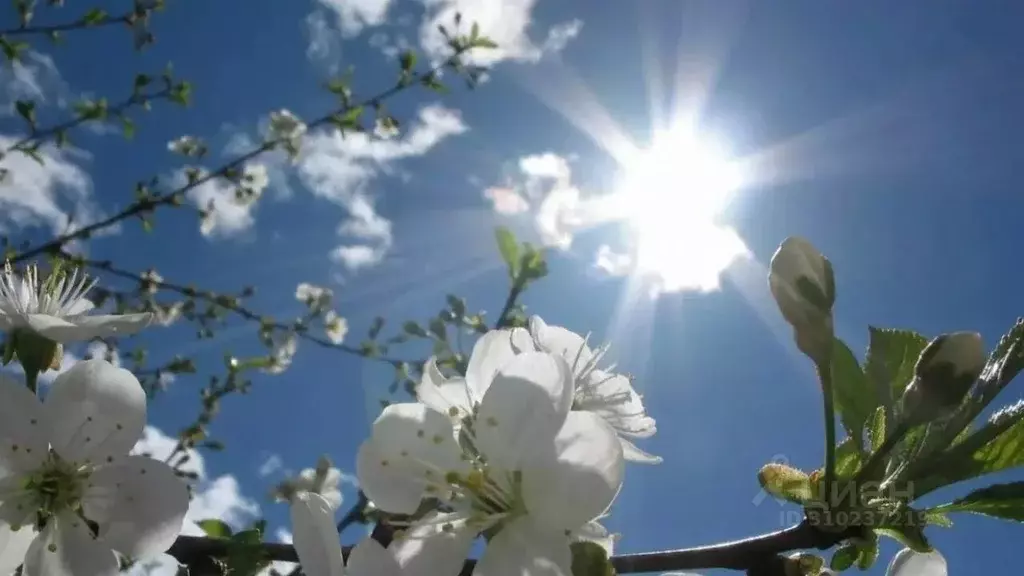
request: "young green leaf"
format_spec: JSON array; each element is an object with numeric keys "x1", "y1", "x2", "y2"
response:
[
  {"x1": 570, "y1": 541, "x2": 615, "y2": 576},
  {"x1": 868, "y1": 406, "x2": 886, "y2": 453},
  {"x1": 80, "y1": 8, "x2": 107, "y2": 25},
  {"x1": 830, "y1": 338, "x2": 875, "y2": 453},
  {"x1": 495, "y1": 226, "x2": 520, "y2": 278},
  {"x1": 865, "y1": 327, "x2": 929, "y2": 414},
  {"x1": 930, "y1": 481, "x2": 1024, "y2": 522},
  {"x1": 197, "y1": 519, "x2": 233, "y2": 539},
  {"x1": 830, "y1": 543, "x2": 858, "y2": 571}
]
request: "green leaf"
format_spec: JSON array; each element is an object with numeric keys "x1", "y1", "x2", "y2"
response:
[
  {"x1": 0, "y1": 38, "x2": 28, "y2": 62},
  {"x1": 368, "y1": 316, "x2": 385, "y2": 339},
  {"x1": 921, "y1": 509, "x2": 953, "y2": 528},
  {"x1": 15, "y1": 100, "x2": 35, "y2": 127},
  {"x1": 421, "y1": 73, "x2": 447, "y2": 93},
  {"x1": 470, "y1": 22, "x2": 480, "y2": 40},
  {"x1": 81, "y1": 8, "x2": 107, "y2": 25},
  {"x1": 856, "y1": 531, "x2": 880, "y2": 570},
  {"x1": 931, "y1": 481, "x2": 1024, "y2": 522},
  {"x1": 868, "y1": 406, "x2": 886, "y2": 453},
  {"x1": 134, "y1": 73, "x2": 152, "y2": 91},
  {"x1": 570, "y1": 541, "x2": 615, "y2": 576},
  {"x1": 912, "y1": 401, "x2": 1024, "y2": 495},
  {"x1": 331, "y1": 106, "x2": 364, "y2": 131},
  {"x1": 428, "y1": 317, "x2": 447, "y2": 341},
  {"x1": 831, "y1": 338, "x2": 875, "y2": 453},
  {"x1": 121, "y1": 116, "x2": 136, "y2": 140},
  {"x1": 197, "y1": 519, "x2": 233, "y2": 539},
  {"x1": 402, "y1": 321, "x2": 427, "y2": 338},
  {"x1": 495, "y1": 226, "x2": 520, "y2": 278},
  {"x1": 834, "y1": 437, "x2": 863, "y2": 479},
  {"x1": 875, "y1": 510, "x2": 931, "y2": 553},
  {"x1": 865, "y1": 327, "x2": 929, "y2": 412},
  {"x1": 446, "y1": 294, "x2": 466, "y2": 318},
  {"x1": 399, "y1": 50, "x2": 416, "y2": 72},
  {"x1": 230, "y1": 529, "x2": 263, "y2": 545},
  {"x1": 830, "y1": 543, "x2": 857, "y2": 571},
  {"x1": 757, "y1": 463, "x2": 813, "y2": 504},
  {"x1": 472, "y1": 36, "x2": 499, "y2": 49}
]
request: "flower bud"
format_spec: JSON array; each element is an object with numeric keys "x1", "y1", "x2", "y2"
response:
[
  {"x1": 768, "y1": 237, "x2": 836, "y2": 364},
  {"x1": 902, "y1": 332, "x2": 985, "y2": 424}
]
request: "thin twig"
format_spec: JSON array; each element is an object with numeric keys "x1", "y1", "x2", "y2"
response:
[
  {"x1": 0, "y1": 11, "x2": 130, "y2": 37},
  {"x1": 10, "y1": 47, "x2": 473, "y2": 265}
]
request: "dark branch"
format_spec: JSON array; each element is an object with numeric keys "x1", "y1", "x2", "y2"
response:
[{"x1": 167, "y1": 520, "x2": 861, "y2": 575}]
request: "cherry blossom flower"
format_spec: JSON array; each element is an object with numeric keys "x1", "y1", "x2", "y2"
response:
[
  {"x1": 0, "y1": 359, "x2": 189, "y2": 576},
  {"x1": 296, "y1": 283, "x2": 334, "y2": 313},
  {"x1": 358, "y1": 351, "x2": 625, "y2": 576},
  {"x1": 289, "y1": 491, "x2": 400, "y2": 576},
  {"x1": 282, "y1": 457, "x2": 345, "y2": 511},
  {"x1": 886, "y1": 549, "x2": 947, "y2": 576},
  {"x1": 269, "y1": 110, "x2": 307, "y2": 141},
  {"x1": 324, "y1": 311, "x2": 348, "y2": 345},
  {"x1": 0, "y1": 263, "x2": 152, "y2": 343}
]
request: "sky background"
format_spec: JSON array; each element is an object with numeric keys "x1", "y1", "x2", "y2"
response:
[{"x1": 2, "y1": 0, "x2": 1024, "y2": 574}]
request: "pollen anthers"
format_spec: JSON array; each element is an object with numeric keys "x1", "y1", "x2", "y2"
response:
[
  {"x1": 21, "y1": 452, "x2": 90, "y2": 524},
  {"x1": 1, "y1": 260, "x2": 95, "y2": 318}
]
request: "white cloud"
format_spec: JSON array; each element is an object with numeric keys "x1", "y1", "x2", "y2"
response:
[
  {"x1": 314, "y1": 0, "x2": 394, "y2": 37},
  {"x1": 181, "y1": 169, "x2": 257, "y2": 238},
  {"x1": 298, "y1": 104, "x2": 467, "y2": 271},
  {"x1": 305, "y1": 10, "x2": 342, "y2": 65},
  {"x1": 0, "y1": 137, "x2": 103, "y2": 235},
  {"x1": 0, "y1": 50, "x2": 67, "y2": 111},
  {"x1": 484, "y1": 152, "x2": 584, "y2": 249},
  {"x1": 258, "y1": 453, "x2": 284, "y2": 477},
  {"x1": 594, "y1": 244, "x2": 632, "y2": 276},
  {"x1": 418, "y1": 0, "x2": 582, "y2": 66},
  {"x1": 368, "y1": 31, "x2": 412, "y2": 59}
]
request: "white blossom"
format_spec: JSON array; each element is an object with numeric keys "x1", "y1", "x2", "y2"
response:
[
  {"x1": 167, "y1": 135, "x2": 205, "y2": 156},
  {"x1": 286, "y1": 458, "x2": 345, "y2": 512},
  {"x1": 289, "y1": 492, "x2": 400, "y2": 576},
  {"x1": 324, "y1": 310, "x2": 348, "y2": 345},
  {"x1": 269, "y1": 109, "x2": 307, "y2": 141},
  {"x1": 263, "y1": 333, "x2": 298, "y2": 375},
  {"x1": 358, "y1": 351, "x2": 625, "y2": 576},
  {"x1": 241, "y1": 164, "x2": 270, "y2": 198},
  {"x1": 296, "y1": 283, "x2": 334, "y2": 313},
  {"x1": 768, "y1": 237, "x2": 835, "y2": 363},
  {"x1": 886, "y1": 549, "x2": 947, "y2": 576},
  {"x1": 0, "y1": 359, "x2": 189, "y2": 576},
  {"x1": 140, "y1": 269, "x2": 163, "y2": 295},
  {"x1": 0, "y1": 263, "x2": 152, "y2": 343}
]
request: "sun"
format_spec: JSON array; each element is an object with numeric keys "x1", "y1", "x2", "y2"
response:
[{"x1": 613, "y1": 126, "x2": 748, "y2": 292}]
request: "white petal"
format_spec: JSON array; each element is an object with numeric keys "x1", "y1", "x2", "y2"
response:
[
  {"x1": 475, "y1": 352, "x2": 574, "y2": 471},
  {"x1": 290, "y1": 493, "x2": 345, "y2": 576},
  {"x1": 81, "y1": 456, "x2": 189, "y2": 558},
  {"x1": 355, "y1": 441, "x2": 423, "y2": 515},
  {"x1": 65, "y1": 313, "x2": 153, "y2": 339},
  {"x1": 0, "y1": 374, "x2": 47, "y2": 474},
  {"x1": 23, "y1": 514, "x2": 118, "y2": 576},
  {"x1": 321, "y1": 489, "x2": 344, "y2": 512},
  {"x1": 509, "y1": 327, "x2": 538, "y2": 353},
  {"x1": 356, "y1": 404, "x2": 469, "y2": 515},
  {"x1": 522, "y1": 412, "x2": 625, "y2": 533},
  {"x1": 22, "y1": 314, "x2": 89, "y2": 342},
  {"x1": 886, "y1": 549, "x2": 947, "y2": 576},
  {"x1": 390, "y1": 512, "x2": 477, "y2": 576},
  {"x1": 44, "y1": 359, "x2": 146, "y2": 464},
  {"x1": 528, "y1": 316, "x2": 593, "y2": 373},
  {"x1": 64, "y1": 299, "x2": 95, "y2": 316},
  {"x1": 348, "y1": 538, "x2": 401, "y2": 576},
  {"x1": 416, "y1": 358, "x2": 472, "y2": 418},
  {"x1": 474, "y1": 517, "x2": 571, "y2": 576},
  {"x1": 620, "y1": 437, "x2": 662, "y2": 464},
  {"x1": 464, "y1": 329, "x2": 518, "y2": 401},
  {"x1": 0, "y1": 524, "x2": 35, "y2": 575}
]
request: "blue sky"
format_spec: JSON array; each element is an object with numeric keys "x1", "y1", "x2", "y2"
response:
[{"x1": 2, "y1": 0, "x2": 1024, "y2": 574}]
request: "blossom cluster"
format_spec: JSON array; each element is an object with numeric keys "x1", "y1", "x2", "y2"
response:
[{"x1": 0, "y1": 263, "x2": 189, "y2": 576}]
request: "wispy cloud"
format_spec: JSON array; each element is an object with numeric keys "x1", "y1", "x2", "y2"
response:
[
  {"x1": 297, "y1": 103, "x2": 467, "y2": 271},
  {"x1": 315, "y1": 0, "x2": 395, "y2": 37},
  {"x1": 483, "y1": 152, "x2": 586, "y2": 249},
  {"x1": 418, "y1": 0, "x2": 583, "y2": 66},
  {"x1": 258, "y1": 453, "x2": 284, "y2": 477}
]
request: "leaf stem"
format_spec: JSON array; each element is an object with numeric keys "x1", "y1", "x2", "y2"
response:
[{"x1": 818, "y1": 360, "x2": 837, "y2": 492}]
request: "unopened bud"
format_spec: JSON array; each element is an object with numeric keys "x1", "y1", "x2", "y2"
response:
[
  {"x1": 768, "y1": 237, "x2": 836, "y2": 364},
  {"x1": 902, "y1": 332, "x2": 985, "y2": 424}
]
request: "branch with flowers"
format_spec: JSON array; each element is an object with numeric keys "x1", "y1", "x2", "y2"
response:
[{"x1": 0, "y1": 3, "x2": 1021, "y2": 576}]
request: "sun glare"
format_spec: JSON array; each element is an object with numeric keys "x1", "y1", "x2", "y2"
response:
[{"x1": 614, "y1": 126, "x2": 748, "y2": 292}]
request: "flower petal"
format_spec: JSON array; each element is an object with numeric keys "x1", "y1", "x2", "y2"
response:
[
  {"x1": 522, "y1": 411, "x2": 624, "y2": 533},
  {"x1": 619, "y1": 437, "x2": 662, "y2": 464},
  {"x1": 348, "y1": 538, "x2": 401, "y2": 576},
  {"x1": 416, "y1": 358, "x2": 472, "y2": 419},
  {"x1": 0, "y1": 524, "x2": 35, "y2": 575},
  {"x1": 475, "y1": 352, "x2": 574, "y2": 471},
  {"x1": 44, "y1": 359, "x2": 146, "y2": 464},
  {"x1": 528, "y1": 316, "x2": 593, "y2": 375},
  {"x1": 464, "y1": 329, "x2": 518, "y2": 401},
  {"x1": 572, "y1": 521, "x2": 616, "y2": 557},
  {"x1": 23, "y1": 514, "x2": 118, "y2": 576},
  {"x1": 290, "y1": 492, "x2": 345, "y2": 576},
  {"x1": 474, "y1": 517, "x2": 571, "y2": 576},
  {"x1": 509, "y1": 327, "x2": 537, "y2": 353},
  {"x1": 65, "y1": 313, "x2": 153, "y2": 339},
  {"x1": 886, "y1": 549, "x2": 947, "y2": 576},
  {"x1": 390, "y1": 512, "x2": 477, "y2": 576},
  {"x1": 356, "y1": 441, "x2": 423, "y2": 515},
  {"x1": 0, "y1": 374, "x2": 47, "y2": 475},
  {"x1": 81, "y1": 456, "x2": 189, "y2": 558},
  {"x1": 64, "y1": 299, "x2": 95, "y2": 316},
  {"x1": 22, "y1": 314, "x2": 86, "y2": 342}
]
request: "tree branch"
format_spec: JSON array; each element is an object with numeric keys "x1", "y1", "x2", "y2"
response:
[
  {"x1": 166, "y1": 519, "x2": 861, "y2": 575},
  {"x1": 9, "y1": 46, "x2": 474, "y2": 265}
]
